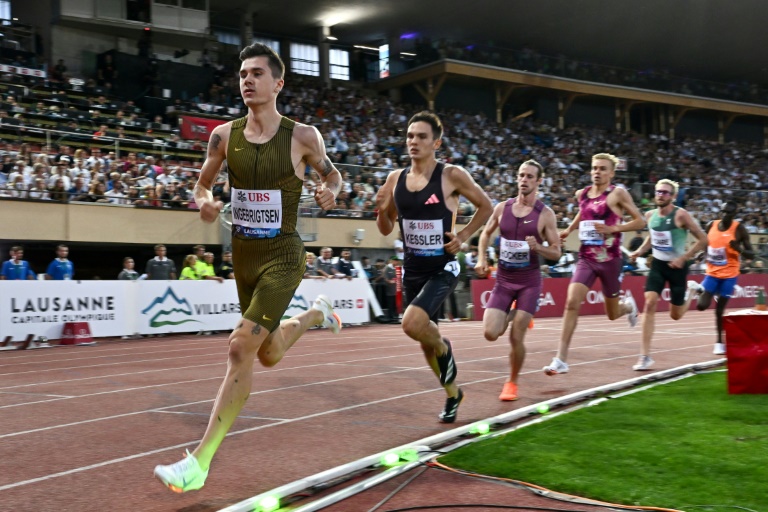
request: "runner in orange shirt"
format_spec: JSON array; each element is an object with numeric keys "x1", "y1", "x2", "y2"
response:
[{"x1": 693, "y1": 200, "x2": 755, "y2": 355}]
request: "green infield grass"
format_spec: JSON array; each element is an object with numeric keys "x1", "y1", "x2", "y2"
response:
[{"x1": 439, "y1": 371, "x2": 768, "y2": 510}]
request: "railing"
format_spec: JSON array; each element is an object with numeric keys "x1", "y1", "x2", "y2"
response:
[{"x1": 0, "y1": 125, "x2": 204, "y2": 161}]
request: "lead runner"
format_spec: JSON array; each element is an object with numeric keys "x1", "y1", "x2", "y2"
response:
[{"x1": 154, "y1": 43, "x2": 343, "y2": 493}]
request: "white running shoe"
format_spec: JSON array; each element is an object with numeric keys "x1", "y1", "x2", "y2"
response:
[
  {"x1": 543, "y1": 357, "x2": 569, "y2": 376},
  {"x1": 154, "y1": 450, "x2": 209, "y2": 493},
  {"x1": 312, "y1": 295, "x2": 342, "y2": 334},
  {"x1": 632, "y1": 355, "x2": 655, "y2": 371},
  {"x1": 686, "y1": 280, "x2": 703, "y2": 301},
  {"x1": 624, "y1": 295, "x2": 638, "y2": 328},
  {"x1": 713, "y1": 343, "x2": 726, "y2": 355}
]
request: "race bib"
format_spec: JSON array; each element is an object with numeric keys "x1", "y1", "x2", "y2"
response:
[
  {"x1": 650, "y1": 229, "x2": 672, "y2": 251},
  {"x1": 498, "y1": 237, "x2": 530, "y2": 269},
  {"x1": 402, "y1": 218, "x2": 444, "y2": 256},
  {"x1": 444, "y1": 260, "x2": 459, "y2": 277},
  {"x1": 707, "y1": 246, "x2": 727, "y2": 266},
  {"x1": 231, "y1": 188, "x2": 282, "y2": 239},
  {"x1": 579, "y1": 220, "x2": 605, "y2": 246}
]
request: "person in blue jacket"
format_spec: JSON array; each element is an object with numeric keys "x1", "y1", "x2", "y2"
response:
[
  {"x1": 46, "y1": 244, "x2": 75, "y2": 280},
  {"x1": 1, "y1": 246, "x2": 36, "y2": 280}
]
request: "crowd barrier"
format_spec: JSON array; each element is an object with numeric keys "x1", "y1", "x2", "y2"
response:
[
  {"x1": 0, "y1": 278, "x2": 370, "y2": 342},
  {"x1": 471, "y1": 274, "x2": 768, "y2": 320}
]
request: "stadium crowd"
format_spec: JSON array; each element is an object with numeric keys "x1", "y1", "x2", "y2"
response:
[
  {"x1": 0, "y1": 25, "x2": 767, "y2": 236},
  {"x1": 1, "y1": 72, "x2": 766, "y2": 234}
]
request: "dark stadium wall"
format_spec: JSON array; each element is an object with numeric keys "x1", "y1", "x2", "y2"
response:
[
  {"x1": 110, "y1": 51, "x2": 216, "y2": 108},
  {"x1": 433, "y1": 83, "x2": 496, "y2": 118},
  {"x1": 400, "y1": 82, "x2": 496, "y2": 119},
  {"x1": 12, "y1": 0, "x2": 52, "y2": 65},
  {"x1": 726, "y1": 118, "x2": 764, "y2": 144}
]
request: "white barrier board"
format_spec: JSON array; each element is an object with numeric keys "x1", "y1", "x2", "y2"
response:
[
  {"x1": 0, "y1": 279, "x2": 370, "y2": 341},
  {"x1": 0, "y1": 281, "x2": 133, "y2": 340}
]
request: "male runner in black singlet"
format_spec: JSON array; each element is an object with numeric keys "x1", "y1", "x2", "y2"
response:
[{"x1": 376, "y1": 111, "x2": 492, "y2": 423}]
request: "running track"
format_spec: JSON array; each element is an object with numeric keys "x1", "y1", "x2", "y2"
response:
[{"x1": 0, "y1": 310, "x2": 726, "y2": 511}]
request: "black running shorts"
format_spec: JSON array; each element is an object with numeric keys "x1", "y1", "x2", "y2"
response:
[
  {"x1": 645, "y1": 257, "x2": 689, "y2": 306},
  {"x1": 403, "y1": 270, "x2": 459, "y2": 324}
]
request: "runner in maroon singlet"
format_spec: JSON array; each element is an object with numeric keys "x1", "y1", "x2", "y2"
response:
[
  {"x1": 543, "y1": 153, "x2": 646, "y2": 376},
  {"x1": 475, "y1": 160, "x2": 561, "y2": 400}
]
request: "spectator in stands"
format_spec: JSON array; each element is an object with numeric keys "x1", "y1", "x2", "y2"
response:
[
  {"x1": 199, "y1": 252, "x2": 224, "y2": 283},
  {"x1": 315, "y1": 247, "x2": 343, "y2": 278},
  {"x1": 6, "y1": 174, "x2": 26, "y2": 197},
  {"x1": 52, "y1": 59, "x2": 68, "y2": 82},
  {"x1": 74, "y1": 181, "x2": 107, "y2": 203},
  {"x1": 164, "y1": 182, "x2": 185, "y2": 208},
  {"x1": 124, "y1": 185, "x2": 142, "y2": 205},
  {"x1": 303, "y1": 252, "x2": 323, "y2": 279},
  {"x1": 361, "y1": 256, "x2": 373, "y2": 279},
  {"x1": 217, "y1": 250, "x2": 234, "y2": 279},
  {"x1": 145, "y1": 244, "x2": 177, "y2": 280},
  {"x1": 383, "y1": 256, "x2": 399, "y2": 322},
  {"x1": 86, "y1": 149, "x2": 106, "y2": 169},
  {"x1": 28, "y1": 178, "x2": 50, "y2": 200},
  {"x1": 628, "y1": 230, "x2": 645, "y2": 252},
  {"x1": 93, "y1": 124, "x2": 112, "y2": 140},
  {"x1": 46, "y1": 244, "x2": 74, "y2": 280},
  {"x1": 97, "y1": 53, "x2": 118, "y2": 87},
  {"x1": 371, "y1": 258, "x2": 387, "y2": 306},
  {"x1": 48, "y1": 178, "x2": 68, "y2": 203},
  {"x1": 179, "y1": 255, "x2": 200, "y2": 280},
  {"x1": 192, "y1": 245, "x2": 207, "y2": 277},
  {"x1": 118, "y1": 257, "x2": 140, "y2": 280},
  {"x1": 104, "y1": 180, "x2": 127, "y2": 204},
  {"x1": 1, "y1": 246, "x2": 36, "y2": 280},
  {"x1": 140, "y1": 186, "x2": 163, "y2": 207},
  {"x1": 334, "y1": 248, "x2": 356, "y2": 279}
]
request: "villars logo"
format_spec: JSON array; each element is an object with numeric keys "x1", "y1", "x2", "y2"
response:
[
  {"x1": 283, "y1": 294, "x2": 310, "y2": 320},
  {"x1": 141, "y1": 287, "x2": 200, "y2": 327}
]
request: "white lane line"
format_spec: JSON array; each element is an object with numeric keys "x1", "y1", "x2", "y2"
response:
[
  {"x1": 154, "y1": 411, "x2": 289, "y2": 421},
  {"x1": 0, "y1": 367, "x2": 415, "y2": 438},
  {"x1": 0, "y1": 331, "x2": 715, "y2": 408},
  {"x1": 0, "y1": 348, "x2": 724, "y2": 492},
  {"x1": 0, "y1": 391, "x2": 72, "y2": 398},
  {"x1": 0, "y1": 340, "x2": 715, "y2": 439}
]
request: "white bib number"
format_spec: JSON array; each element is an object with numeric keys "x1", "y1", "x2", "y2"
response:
[
  {"x1": 403, "y1": 218, "x2": 444, "y2": 256},
  {"x1": 579, "y1": 220, "x2": 605, "y2": 246},
  {"x1": 650, "y1": 229, "x2": 672, "y2": 251},
  {"x1": 444, "y1": 260, "x2": 460, "y2": 277},
  {"x1": 707, "y1": 246, "x2": 727, "y2": 266},
  {"x1": 231, "y1": 188, "x2": 282, "y2": 239},
  {"x1": 499, "y1": 237, "x2": 530, "y2": 269}
]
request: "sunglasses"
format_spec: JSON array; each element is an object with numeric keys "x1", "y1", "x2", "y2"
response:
[{"x1": 655, "y1": 190, "x2": 672, "y2": 196}]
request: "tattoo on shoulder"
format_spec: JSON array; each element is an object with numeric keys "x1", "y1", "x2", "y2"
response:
[
  {"x1": 209, "y1": 134, "x2": 222, "y2": 154},
  {"x1": 317, "y1": 156, "x2": 333, "y2": 177}
]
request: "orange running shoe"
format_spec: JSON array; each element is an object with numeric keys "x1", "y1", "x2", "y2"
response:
[{"x1": 499, "y1": 381, "x2": 518, "y2": 401}]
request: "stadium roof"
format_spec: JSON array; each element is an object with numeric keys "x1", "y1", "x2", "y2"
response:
[{"x1": 211, "y1": 0, "x2": 767, "y2": 84}]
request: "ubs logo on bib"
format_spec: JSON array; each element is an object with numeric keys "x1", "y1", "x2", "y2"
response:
[
  {"x1": 408, "y1": 221, "x2": 434, "y2": 230},
  {"x1": 237, "y1": 190, "x2": 271, "y2": 202}
]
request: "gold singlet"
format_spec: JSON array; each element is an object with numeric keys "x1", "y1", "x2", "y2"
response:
[{"x1": 227, "y1": 116, "x2": 305, "y2": 331}]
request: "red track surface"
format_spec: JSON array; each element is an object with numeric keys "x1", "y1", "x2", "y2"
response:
[{"x1": 0, "y1": 310, "x2": 725, "y2": 512}]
